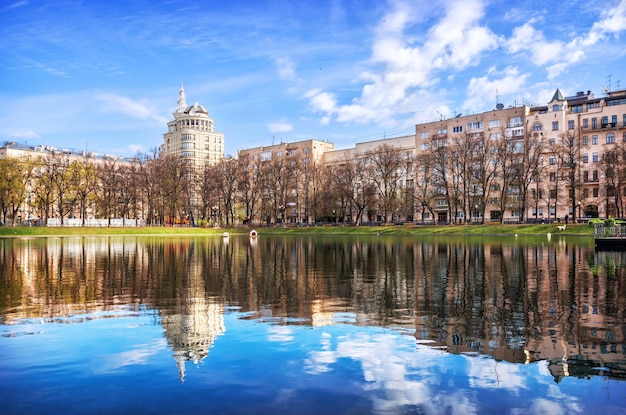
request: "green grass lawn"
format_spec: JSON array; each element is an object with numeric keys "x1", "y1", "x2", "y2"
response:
[{"x1": 0, "y1": 223, "x2": 594, "y2": 237}]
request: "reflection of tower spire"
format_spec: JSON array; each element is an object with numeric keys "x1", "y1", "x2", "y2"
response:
[
  {"x1": 175, "y1": 352, "x2": 186, "y2": 383},
  {"x1": 176, "y1": 83, "x2": 187, "y2": 113}
]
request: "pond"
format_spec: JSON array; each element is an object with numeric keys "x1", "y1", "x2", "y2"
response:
[{"x1": 0, "y1": 235, "x2": 625, "y2": 414}]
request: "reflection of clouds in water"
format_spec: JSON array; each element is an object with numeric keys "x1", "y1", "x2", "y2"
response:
[
  {"x1": 470, "y1": 359, "x2": 583, "y2": 414},
  {"x1": 305, "y1": 331, "x2": 477, "y2": 414},
  {"x1": 93, "y1": 338, "x2": 167, "y2": 374},
  {"x1": 468, "y1": 357, "x2": 526, "y2": 390},
  {"x1": 267, "y1": 325, "x2": 294, "y2": 343}
]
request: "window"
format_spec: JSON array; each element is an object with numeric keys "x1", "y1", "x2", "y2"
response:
[
  {"x1": 532, "y1": 122, "x2": 542, "y2": 131},
  {"x1": 583, "y1": 188, "x2": 588, "y2": 198},
  {"x1": 582, "y1": 136, "x2": 589, "y2": 146},
  {"x1": 601, "y1": 116, "x2": 608, "y2": 127},
  {"x1": 623, "y1": 132, "x2": 626, "y2": 142},
  {"x1": 552, "y1": 121, "x2": 559, "y2": 130},
  {"x1": 508, "y1": 117, "x2": 522, "y2": 127},
  {"x1": 583, "y1": 170, "x2": 589, "y2": 182},
  {"x1": 467, "y1": 121, "x2": 483, "y2": 130},
  {"x1": 583, "y1": 118, "x2": 588, "y2": 128},
  {"x1": 437, "y1": 129, "x2": 447, "y2": 134},
  {"x1": 568, "y1": 120, "x2": 575, "y2": 130},
  {"x1": 606, "y1": 98, "x2": 626, "y2": 106},
  {"x1": 452, "y1": 126, "x2": 462, "y2": 133},
  {"x1": 550, "y1": 189, "x2": 557, "y2": 198},
  {"x1": 553, "y1": 105, "x2": 560, "y2": 111},
  {"x1": 489, "y1": 132, "x2": 501, "y2": 140},
  {"x1": 593, "y1": 170, "x2": 598, "y2": 181},
  {"x1": 261, "y1": 151, "x2": 272, "y2": 161},
  {"x1": 549, "y1": 138, "x2": 555, "y2": 146},
  {"x1": 607, "y1": 133, "x2": 615, "y2": 144},
  {"x1": 583, "y1": 153, "x2": 589, "y2": 163},
  {"x1": 608, "y1": 186, "x2": 616, "y2": 197},
  {"x1": 592, "y1": 152, "x2": 598, "y2": 162},
  {"x1": 593, "y1": 188, "x2": 599, "y2": 197},
  {"x1": 592, "y1": 135, "x2": 598, "y2": 145},
  {"x1": 571, "y1": 105, "x2": 583, "y2": 113},
  {"x1": 549, "y1": 156, "x2": 556, "y2": 165},
  {"x1": 420, "y1": 132, "x2": 429, "y2": 139},
  {"x1": 550, "y1": 172, "x2": 556, "y2": 182},
  {"x1": 489, "y1": 120, "x2": 500, "y2": 128},
  {"x1": 624, "y1": 114, "x2": 626, "y2": 127},
  {"x1": 612, "y1": 115, "x2": 617, "y2": 125},
  {"x1": 592, "y1": 118, "x2": 597, "y2": 129}
]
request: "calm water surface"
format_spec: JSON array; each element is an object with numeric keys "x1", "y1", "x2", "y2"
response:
[{"x1": 0, "y1": 235, "x2": 625, "y2": 414}]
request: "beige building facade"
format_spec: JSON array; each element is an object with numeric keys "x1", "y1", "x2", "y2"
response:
[
  {"x1": 161, "y1": 84, "x2": 224, "y2": 168},
  {"x1": 238, "y1": 139, "x2": 334, "y2": 224}
]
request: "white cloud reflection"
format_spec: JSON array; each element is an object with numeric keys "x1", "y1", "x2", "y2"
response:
[{"x1": 93, "y1": 338, "x2": 167, "y2": 374}]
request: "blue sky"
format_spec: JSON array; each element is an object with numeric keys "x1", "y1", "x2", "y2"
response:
[{"x1": 1, "y1": 0, "x2": 625, "y2": 157}]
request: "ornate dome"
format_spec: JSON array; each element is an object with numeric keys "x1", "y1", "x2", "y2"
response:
[{"x1": 186, "y1": 102, "x2": 208, "y2": 116}]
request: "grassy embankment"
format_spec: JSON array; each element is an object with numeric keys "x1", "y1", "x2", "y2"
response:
[{"x1": 0, "y1": 223, "x2": 594, "y2": 237}]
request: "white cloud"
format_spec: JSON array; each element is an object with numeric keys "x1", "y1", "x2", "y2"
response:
[
  {"x1": 462, "y1": 66, "x2": 529, "y2": 111},
  {"x1": 306, "y1": 0, "x2": 498, "y2": 126},
  {"x1": 267, "y1": 121, "x2": 294, "y2": 133},
  {"x1": 275, "y1": 56, "x2": 296, "y2": 81},
  {"x1": 93, "y1": 93, "x2": 169, "y2": 124},
  {"x1": 589, "y1": 0, "x2": 626, "y2": 40},
  {"x1": 305, "y1": 89, "x2": 337, "y2": 113},
  {"x1": 507, "y1": 1, "x2": 626, "y2": 79}
]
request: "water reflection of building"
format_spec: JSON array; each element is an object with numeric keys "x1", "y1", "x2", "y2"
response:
[
  {"x1": 413, "y1": 241, "x2": 626, "y2": 381},
  {"x1": 2, "y1": 237, "x2": 626, "y2": 383},
  {"x1": 161, "y1": 298, "x2": 225, "y2": 381}
]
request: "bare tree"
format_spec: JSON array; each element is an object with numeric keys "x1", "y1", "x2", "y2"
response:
[
  {"x1": 492, "y1": 133, "x2": 520, "y2": 223},
  {"x1": 0, "y1": 156, "x2": 34, "y2": 225},
  {"x1": 237, "y1": 156, "x2": 261, "y2": 226},
  {"x1": 517, "y1": 131, "x2": 546, "y2": 222},
  {"x1": 67, "y1": 160, "x2": 97, "y2": 225},
  {"x1": 414, "y1": 152, "x2": 437, "y2": 223},
  {"x1": 428, "y1": 137, "x2": 453, "y2": 223},
  {"x1": 157, "y1": 154, "x2": 189, "y2": 225},
  {"x1": 96, "y1": 159, "x2": 120, "y2": 224},
  {"x1": 366, "y1": 144, "x2": 407, "y2": 223},
  {"x1": 216, "y1": 158, "x2": 239, "y2": 225},
  {"x1": 598, "y1": 146, "x2": 621, "y2": 218},
  {"x1": 553, "y1": 131, "x2": 582, "y2": 222}
]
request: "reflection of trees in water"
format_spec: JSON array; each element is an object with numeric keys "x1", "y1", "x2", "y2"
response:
[{"x1": 1, "y1": 236, "x2": 625, "y2": 379}]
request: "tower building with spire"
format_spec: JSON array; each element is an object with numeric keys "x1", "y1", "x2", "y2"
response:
[{"x1": 161, "y1": 84, "x2": 224, "y2": 168}]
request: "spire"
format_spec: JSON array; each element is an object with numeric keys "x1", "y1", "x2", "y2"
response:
[
  {"x1": 176, "y1": 83, "x2": 187, "y2": 113},
  {"x1": 550, "y1": 88, "x2": 565, "y2": 102}
]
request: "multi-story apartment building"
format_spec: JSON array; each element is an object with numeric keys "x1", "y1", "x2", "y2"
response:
[
  {"x1": 238, "y1": 139, "x2": 334, "y2": 224},
  {"x1": 413, "y1": 105, "x2": 530, "y2": 223},
  {"x1": 529, "y1": 88, "x2": 626, "y2": 222},
  {"x1": 160, "y1": 84, "x2": 224, "y2": 168},
  {"x1": 0, "y1": 142, "x2": 140, "y2": 225}
]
